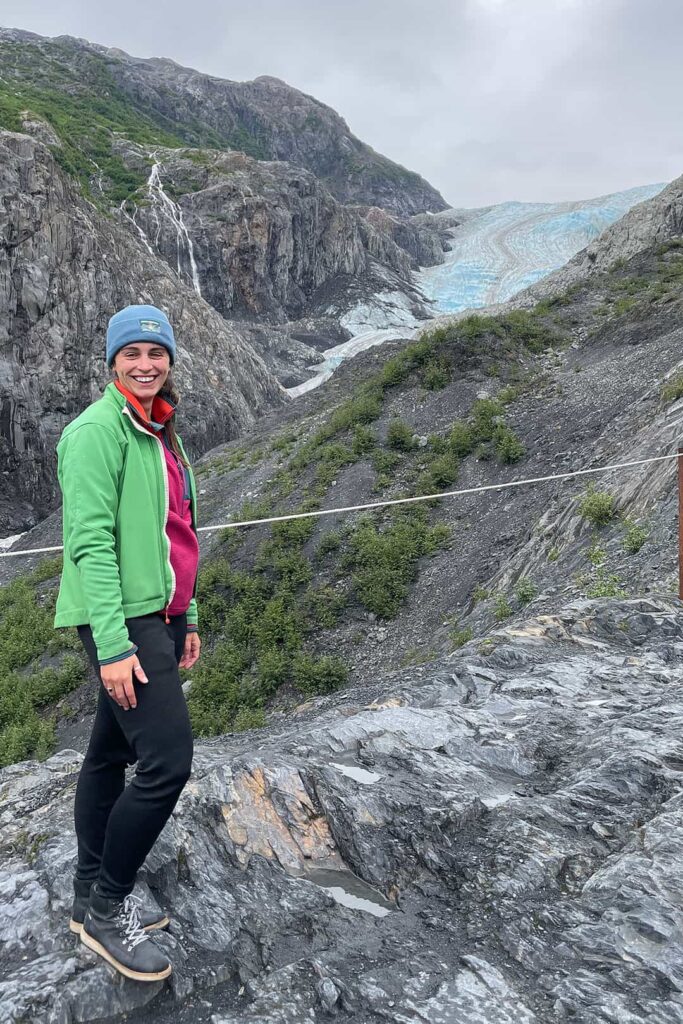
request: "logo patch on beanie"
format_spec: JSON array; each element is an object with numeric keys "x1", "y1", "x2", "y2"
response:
[{"x1": 139, "y1": 319, "x2": 161, "y2": 333}]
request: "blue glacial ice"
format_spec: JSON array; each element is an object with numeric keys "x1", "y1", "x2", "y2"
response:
[
  {"x1": 416, "y1": 183, "x2": 666, "y2": 313},
  {"x1": 287, "y1": 181, "x2": 665, "y2": 397}
]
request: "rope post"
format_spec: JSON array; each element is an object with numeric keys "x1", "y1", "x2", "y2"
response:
[{"x1": 679, "y1": 445, "x2": 683, "y2": 601}]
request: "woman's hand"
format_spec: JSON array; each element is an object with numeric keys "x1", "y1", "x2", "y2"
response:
[
  {"x1": 100, "y1": 653, "x2": 149, "y2": 710},
  {"x1": 179, "y1": 631, "x2": 201, "y2": 670}
]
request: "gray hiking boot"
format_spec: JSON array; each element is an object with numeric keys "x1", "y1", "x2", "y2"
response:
[
  {"x1": 69, "y1": 876, "x2": 170, "y2": 935},
  {"x1": 80, "y1": 881, "x2": 172, "y2": 982}
]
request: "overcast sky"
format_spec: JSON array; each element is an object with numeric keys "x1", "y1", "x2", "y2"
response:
[{"x1": 0, "y1": 0, "x2": 681, "y2": 207}]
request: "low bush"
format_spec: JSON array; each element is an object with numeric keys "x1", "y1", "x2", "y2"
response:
[
  {"x1": 623, "y1": 519, "x2": 648, "y2": 554},
  {"x1": 661, "y1": 373, "x2": 683, "y2": 404},
  {"x1": 341, "y1": 508, "x2": 450, "y2": 618},
  {"x1": 494, "y1": 426, "x2": 525, "y2": 464},
  {"x1": 386, "y1": 418, "x2": 417, "y2": 451},
  {"x1": 449, "y1": 625, "x2": 474, "y2": 648},
  {"x1": 578, "y1": 489, "x2": 616, "y2": 527},
  {"x1": 515, "y1": 578, "x2": 537, "y2": 605}
]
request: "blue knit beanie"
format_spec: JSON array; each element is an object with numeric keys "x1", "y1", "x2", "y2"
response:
[{"x1": 106, "y1": 304, "x2": 176, "y2": 367}]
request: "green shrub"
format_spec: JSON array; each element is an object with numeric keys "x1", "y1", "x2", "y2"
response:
[
  {"x1": 428, "y1": 433, "x2": 448, "y2": 454},
  {"x1": 371, "y1": 449, "x2": 401, "y2": 475},
  {"x1": 472, "y1": 585, "x2": 490, "y2": 603},
  {"x1": 585, "y1": 570, "x2": 626, "y2": 598},
  {"x1": 313, "y1": 443, "x2": 356, "y2": 489},
  {"x1": 316, "y1": 531, "x2": 342, "y2": 557},
  {"x1": 623, "y1": 519, "x2": 648, "y2": 554},
  {"x1": 351, "y1": 424, "x2": 377, "y2": 455},
  {"x1": 28, "y1": 557, "x2": 64, "y2": 584},
  {"x1": 290, "y1": 653, "x2": 348, "y2": 696},
  {"x1": 232, "y1": 706, "x2": 267, "y2": 731},
  {"x1": 300, "y1": 585, "x2": 346, "y2": 627},
  {"x1": 328, "y1": 389, "x2": 384, "y2": 433},
  {"x1": 547, "y1": 547, "x2": 559, "y2": 562},
  {"x1": 420, "y1": 357, "x2": 451, "y2": 390},
  {"x1": 493, "y1": 595, "x2": 512, "y2": 621},
  {"x1": 0, "y1": 653, "x2": 86, "y2": 766},
  {"x1": 0, "y1": 712, "x2": 55, "y2": 768},
  {"x1": 449, "y1": 626, "x2": 474, "y2": 648},
  {"x1": 578, "y1": 489, "x2": 616, "y2": 527},
  {"x1": 471, "y1": 398, "x2": 505, "y2": 443},
  {"x1": 418, "y1": 451, "x2": 459, "y2": 493},
  {"x1": 613, "y1": 296, "x2": 637, "y2": 316},
  {"x1": 661, "y1": 373, "x2": 683, "y2": 404},
  {"x1": 494, "y1": 426, "x2": 525, "y2": 464},
  {"x1": 586, "y1": 540, "x2": 607, "y2": 566},
  {"x1": 447, "y1": 422, "x2": 475, "y2": 458},
  {"x1": 515, "y1": 578, "x2": 537, "y2": 605},
  {"x1": 271, "y1": 430, "x2": 297, "y2": 452},
  {"x1": 387, "y1": 418, "x2": 417, "y2": 451},
  {"x1": 342, "y1": 508, "x2": 450, "y2": 618}
]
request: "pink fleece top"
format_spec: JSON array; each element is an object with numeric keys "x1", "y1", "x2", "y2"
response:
[{"x1": 160, "y1": 435, "x2": 200, "y2": 618}]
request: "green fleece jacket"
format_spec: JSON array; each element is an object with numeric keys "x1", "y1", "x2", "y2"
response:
[{"x1": 53, "y1": 381, "x2": 199, "y2": 663}]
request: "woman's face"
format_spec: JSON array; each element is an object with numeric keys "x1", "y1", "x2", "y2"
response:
[{"x1": 113, "y1": 343, "x2": 171, "y2": 404}]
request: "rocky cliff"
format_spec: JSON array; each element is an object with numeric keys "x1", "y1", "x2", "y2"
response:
[
  {"x1": 0, "y1": 129, "x2": 287, "y2": 533},
  {"x1": 114, "y1": 143, "x2": 430, "y2": 324}
]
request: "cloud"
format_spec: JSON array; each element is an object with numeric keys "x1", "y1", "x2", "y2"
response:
[{"x1": 0, "y1": 0, "x2": 681, "y2": 205}]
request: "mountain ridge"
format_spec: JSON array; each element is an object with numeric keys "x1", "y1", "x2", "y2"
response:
[{"x1": 0, "y1": 26, "x2": 448, "y2": 216}]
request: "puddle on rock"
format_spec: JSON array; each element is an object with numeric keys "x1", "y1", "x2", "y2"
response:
[
  {"x1": 305, "y1": 868, "x2": 394, "y2": 917},
  {"x1": 329, "y1": 761, "x2": 382, "y2": 785}
]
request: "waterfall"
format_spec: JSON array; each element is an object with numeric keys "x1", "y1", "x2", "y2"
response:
[
  {"x1": 119, "y1": 200, "x2": 156, "y2": 259},
  {"x1": 146, "y1": 161, "x2": 202, "y2": 296}
]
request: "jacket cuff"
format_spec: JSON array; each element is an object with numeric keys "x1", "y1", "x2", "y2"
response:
[
  {"x1": 99, "y1": 643, "x2": 138, "y2": 666},
  {"x1": 186, "y1": 624, "x2": 198, "y2": 633}
]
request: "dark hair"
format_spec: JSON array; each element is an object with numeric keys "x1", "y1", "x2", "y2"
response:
[{"x1": 158, "y1": 371, "x2": 191, "y2": 469}]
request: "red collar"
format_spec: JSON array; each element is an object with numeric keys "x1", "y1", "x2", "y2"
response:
[{"x1": 114, "y1": 379, "x2": 176, "y2": 431}]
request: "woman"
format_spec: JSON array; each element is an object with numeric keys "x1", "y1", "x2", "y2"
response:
[{"x1": 53, "y1": 304, "x2": 201, "y2": 983}]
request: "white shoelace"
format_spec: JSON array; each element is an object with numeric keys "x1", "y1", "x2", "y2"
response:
[{"x1": 117, "y1": 893, "x2": 148, "y2": 951}]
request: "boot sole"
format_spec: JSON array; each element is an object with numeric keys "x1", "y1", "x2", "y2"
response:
[
  {"x1": 80, "y1": 926, "x2": 172, "y2": 981},
  {"x1": 69, "y1": 915, "x2": 170, "y2": 935}
]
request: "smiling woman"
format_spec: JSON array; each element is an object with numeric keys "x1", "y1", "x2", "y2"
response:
[{"x1": 53, "y1": 303, "x2": 201, "y2": 982}]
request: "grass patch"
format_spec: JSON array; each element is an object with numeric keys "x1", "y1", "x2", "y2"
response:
[{"x1": 0, "y1": 557, "x2": 87, "y2": 766}]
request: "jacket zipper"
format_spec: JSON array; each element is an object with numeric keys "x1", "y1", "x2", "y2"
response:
[{"x1": 121, "y1": 405, "x2": 176, "y2": 621}]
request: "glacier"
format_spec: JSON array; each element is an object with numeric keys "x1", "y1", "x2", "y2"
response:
[
  {"x1": 415, "y1": 183, "x2": 666, "y2": 313},
  {"x1": 287, "y1": 181, "x2": 665, "y2": 397}
]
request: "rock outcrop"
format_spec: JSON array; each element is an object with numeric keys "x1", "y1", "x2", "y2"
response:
[
  {"x1": 0, "y1": 129, "x2": 288, "y2": 533},
  {"x1": 115, "y1": 144, "x2": 426, "y2": 323},
  {"x1": 2, "y1": 598, "x2": 683, "y2": 1023}
]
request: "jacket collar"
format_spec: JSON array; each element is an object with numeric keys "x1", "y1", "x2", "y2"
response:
[{"x1": 105, "y1": 379, "x2": 177, "y2": 432}]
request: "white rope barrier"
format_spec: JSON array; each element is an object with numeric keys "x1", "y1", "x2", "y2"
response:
[{"x1": 0, "y1": 450, "x2": 679, "y2": 559}]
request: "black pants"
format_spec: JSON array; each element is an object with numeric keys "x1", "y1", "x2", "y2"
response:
[{"x1": 74, "y1": 612, "x2": 194, "y2": 899}]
